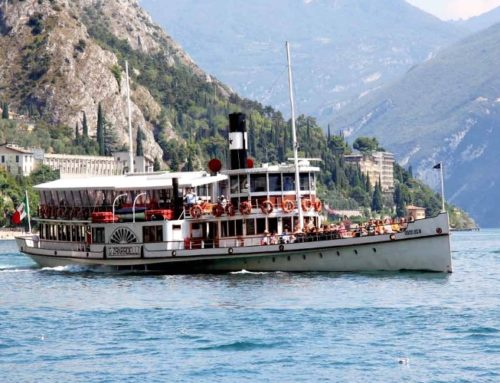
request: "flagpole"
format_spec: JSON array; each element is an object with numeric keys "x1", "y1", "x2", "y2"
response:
[
  {"x1": 25, "y1": 190, "x2": 32, "y2": 234},
  {"x1": 439, "y1": 162, "x2": 445, "y2": 213}
]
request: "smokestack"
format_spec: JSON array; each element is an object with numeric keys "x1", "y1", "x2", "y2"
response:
[
  {"x1": 172, "y1": 178, "x2": 182, "y2": 217},
  {"x1": 228, "y1": 113, "x2": 248, "y2": 170}
]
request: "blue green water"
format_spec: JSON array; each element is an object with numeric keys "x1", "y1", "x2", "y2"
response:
[{"x1": 0, "y1": 231, "x2": 498, "y2": 382}]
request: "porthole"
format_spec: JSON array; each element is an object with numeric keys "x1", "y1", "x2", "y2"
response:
[
  {"x1": 372, "y1": 248, "x2": 376, "y2": 253},
  {"x1": 336, "y1": 251, "x2": 340, "y2": 256},
  {"x1": 354, "y1": 249, "x2": 358, "y2": 255},
  {"x1": 302, "y1": 254, "x2": 306, "y2": 260},
  {"x1": 319, "y1": 253, "x2": 323, "y2": 259},
  {"x1": 287, "y1": 256, "x2": 291, "y2": 261},
  {"x1": 272, "y1": 257, "x2": 276, "y2": 263}
]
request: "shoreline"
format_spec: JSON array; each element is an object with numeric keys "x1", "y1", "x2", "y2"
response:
[{"x1": 0, "y1": 229, "x2": 27, "y2": 240}]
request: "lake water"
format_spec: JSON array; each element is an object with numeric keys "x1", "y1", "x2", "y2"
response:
[{"x1": 0, "y1": 231, "x2": 498, "y2": 382}]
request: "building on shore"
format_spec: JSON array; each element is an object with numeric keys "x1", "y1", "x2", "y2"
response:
[
  {"x1": 0, "y1": 144, "x2": 37, "y2": 176},
  {"x1": 0, "y1": 144, "x2": 154, "y2": 178},
  {"x1": 344, "y1": 151, "x2": 395, "y2": 192},
  {"x1": 406, "y1": 205, "x2": 426, "y2": 220}
]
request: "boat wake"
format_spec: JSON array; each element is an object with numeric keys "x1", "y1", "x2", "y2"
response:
[
  {"x1": 230, "y1": 269, "x2": 270, "y2": 275},
  {"x1": 40, "y1": 265, "x2": 114, "y2": 273}
]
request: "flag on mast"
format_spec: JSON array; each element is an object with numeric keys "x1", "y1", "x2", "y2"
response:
[
  {"x1": 12, "y1": 194, "x2": 29, "y2": 225},
  {"x1": 433, "y1": 163, "x2": 441, "y2": 170}
]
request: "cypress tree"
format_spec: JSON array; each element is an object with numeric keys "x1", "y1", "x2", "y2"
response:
[
  {"x1": 153, "y1": 157, "x2": 161, "y2": 171},
  {"x1": 97, "y1": 103, "x2": 105, "y2": 156},
  {"x1": 75, "y1": 121, "x2": 80, "y2": 142},
  {"x1": 2, "y1": 102, "x2": 8, "y2": 119},
  {"x1": 327, "y1": 124, "x2": 331, "y2": 142},
  {"x1": 136, "y1": 128, "x2": 144, "y2": 156},
  {"x1": 371, "y1": 181, "x2": 383, "y2": 212},
  {"x1": 82, "y1": 111, "x2": 88, "y2": 138}
]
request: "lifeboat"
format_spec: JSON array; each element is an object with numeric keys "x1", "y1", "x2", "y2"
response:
[{"x1": 91, "y1": 212, "x2": 120, "y2": 223}]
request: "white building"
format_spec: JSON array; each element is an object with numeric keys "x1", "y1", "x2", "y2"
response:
[
  {"x1": 0, "y1": 144, "x2": 37, "y2": 176},
  {"x1": 344, "y1": 151, "x2": 395, "y2": 192}
]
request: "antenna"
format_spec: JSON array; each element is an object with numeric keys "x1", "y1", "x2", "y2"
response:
[
  {"x1": 286, "y1": 42, "x2": 304, "y2": 230},
  {"x1": 125, "y1": 61, "x2": 134, "y2": 174}
]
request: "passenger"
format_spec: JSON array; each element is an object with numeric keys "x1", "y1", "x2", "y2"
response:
[
  {"x1": 270, "y1": 231, "x2": 278, "y2": 245},
  {"x1": 306, "y1": 219, "x2": 315, "y2": 233},
  {"x1": 383, "y1": 218, "x2": 393, "y2": 234},
  {"x1": 391, "y1": 218, "x2": 400, "y2": 233},
  {"x1": 261, "y1": 230, "x2": 270, "y2": 245},
  {"x1": 183, "y1": 188, "x2": 197, "y2": 209},
  {"x1": 280, "y1": 227, "x2": 291, "y2": 244},
  {"x1": 219, "y1": 194, "x2": 227, "y2": 209},
  {"x1": 367, "y1": 220, "x2": 376, "y2": 236}
]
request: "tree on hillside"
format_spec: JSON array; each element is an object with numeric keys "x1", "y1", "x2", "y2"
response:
[
  {"x1": 136, "y1": 128, "x2": 144, "y2": 156},
  {"x1": 353, "y1": 136, "x2": 379, "y2": 153},
  {"x1": 153, "y1": 157, "x2": 161, "y2": 171},
  {"x1": 82, "y1": 111, "x2": 89, "y2": 138},
  {"x1": 371, "y1": 181, "x2": 383, "y2": 212},
  {"x1": 74, "y1": 121, "x2": 80, "y2": 143},
  {"x1": 2, "y1": 102, "x2": 9, "y2": 119},
  {"x1": 96, "y1": 103, "x2": 105, "y2": 156}
]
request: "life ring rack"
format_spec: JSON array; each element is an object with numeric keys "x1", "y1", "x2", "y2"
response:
[
  {"x1": 190, "y1": 205, "x2": 203, "y2": 219},
  {"x1": 301, "y1": 198, "x2": 313, "y2": 211},
  {"x1": 260, "y1": 200, "x2": 274, "y2": 215},
  {"x1": 212, "y1": 204, "x2": 224, "y2": 217},
  {"x1": 314, "y1": 199, "x2": 322, "y2": 212},
  {"x1": 282, "y1": 200, "x2": 295, "y2": 213},
  {"x1": 239, "y1": 200, "x2": 252, "y2": 215}
]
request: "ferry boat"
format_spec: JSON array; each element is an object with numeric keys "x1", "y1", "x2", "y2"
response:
[
  {"x1": 15, "y1": 112, "x2": 452, "y2": 273},
  {"x1": 15, "y1": 44, "x2": 452, "y2": 273}
]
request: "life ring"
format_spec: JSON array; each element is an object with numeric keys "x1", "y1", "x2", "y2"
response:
[
  {"x1": 260, "y1": 200, "x2": 273, "y2": 214},
  {"x1": 314, "y1": 199, "x2": 322, "y2": 212},
  {"x1": 212, "y1": 204, "x2": 224, "y2": 217},
  {"x1": 282, "y1": 200, "x2": 295, "y2": 213},
  {"x1": 239, "y1": 200, "x2": 252, "y2": 215},
  {"x1": 301, "y1": 198, "x2": 313, "y2": 211},
  {"x1": 225, "y1": 203, "x2": 236, "y2": 216},
  {"x1": 190, "y1": 205, "x2": 203, "y2": 219}
]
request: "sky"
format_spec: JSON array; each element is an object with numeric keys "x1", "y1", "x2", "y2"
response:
[{"x1": 406, "y1": 0, "x2": 500, "y2": 20}]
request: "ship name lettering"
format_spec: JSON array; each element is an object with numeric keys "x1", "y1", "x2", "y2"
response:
[
  {"x1": 108, "y1": 246, "x2": 141, "y2": 257},
  {"x1": 405, "y1": 229, "x2": 422, "y2": 236}
]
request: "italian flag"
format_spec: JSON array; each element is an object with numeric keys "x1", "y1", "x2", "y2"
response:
[{"x1": 12, "y1": 195, "x2": 29, "y2": 225}]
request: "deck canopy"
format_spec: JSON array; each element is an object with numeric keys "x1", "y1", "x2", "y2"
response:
[{"x1": 34, "y1": 171, "x2": 228, "y2": 191}]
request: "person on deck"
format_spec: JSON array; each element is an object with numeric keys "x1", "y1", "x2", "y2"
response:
[{"x1": 183, "y1": 188, "x2": 197, "y2": 209}]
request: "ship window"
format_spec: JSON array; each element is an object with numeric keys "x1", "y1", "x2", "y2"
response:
[
  {"x1": 310, "y1": 173, "x2": 316, "y2": 191},
  {"x1": 269, "y1": 174, "x2": 281, "y2": 192},
  {"x1": 235, "y1": 220, "x2": 243, "y2": 236},
  {"x1": 283, "y1": 174, "x2": 295, "y2": 191},
  {"x1": 250, "y1": 174, "x2": 266, "y2": 192},
  {"x1": 143, "y1": 226, "x2": 163, "y2": 243},
  {"x1": 93, "y1": 227, "x2": 105, "y2": 244},
  {"x1": 246, "y1": 219, "x2": 255, "y2": 236},
  {"x1": 239, "y1": 175, "x2": 248, "y2": 193},
  {"x1": 173, "y1": 225, "x2": 181, "y2": 230},
  {"x1": 300, "y1": 173, "x2": 309, "y2": 191},
  {"x1": 256, "y1": 218, "x2": 266, "y2": 234},
  {"x1": 268, "y1": 218, "x2": 278, "y2": 235},
  {"x1": 230, "y1": 176, "x2": 239, "y2": 194}
]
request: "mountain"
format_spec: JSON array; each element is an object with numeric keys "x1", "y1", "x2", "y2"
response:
[
  {"x1": 330, "y1": 24, "x2": 500, "y2": 227},
  {"x1": 453, "y1": 7, "x2": 500, "y2": 32},
  {"x1": 0, "y1": 0, "x2": 231, "y2": 159},
  {"x1": 139, "y1": 0, "x2": 467, "y2": 123}
]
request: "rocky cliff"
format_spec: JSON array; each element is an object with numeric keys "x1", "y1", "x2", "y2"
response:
[{"x1": 0, "y1": 0, "x2": 229, "y2": 159}]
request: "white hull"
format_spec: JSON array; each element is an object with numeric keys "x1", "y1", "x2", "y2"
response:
[{"x1": 16, "y1": 214, "x2": 452, "y2": 273}]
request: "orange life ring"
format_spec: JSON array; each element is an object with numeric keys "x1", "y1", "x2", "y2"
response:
[
  {"x1": 212, "y1": 204, "x2": 224, "y2": 217},
  {"x1": 226, "y1": 203, "x2": 236, "y2": 216},
  {"x1": 260, "y1": 200, "x2": 273, "y2": 214},
  {"x1": 314, "y1": 199, "x2": 322, "y2": 212},
  {"x1": 239, "y1": 201, "x2": 252, "y2": 215},
  {"x1": 190, "y1": 205, "x2": 203, "y2": 219},
  {"x1": 301, "y1": 198, "x2": 312, "y2": 211},
  {"x1": 282, "y1": 200, "x2": 295, "y2": 213}
]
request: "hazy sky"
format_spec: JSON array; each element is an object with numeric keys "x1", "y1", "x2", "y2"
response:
[{"x1": 406, "y1": 0, "x2": 500, "y2": 20}]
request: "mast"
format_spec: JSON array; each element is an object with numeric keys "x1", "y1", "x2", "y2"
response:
[
  {"x1": 125, "y1": 61, "x2": 134, "y2": 174},
  {"x1": 286, "y1": 42, "x2": 304, "y2": 230}
]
